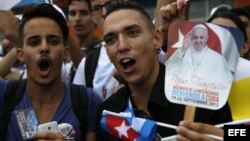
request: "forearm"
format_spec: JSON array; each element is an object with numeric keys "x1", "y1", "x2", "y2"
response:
[
  {"x1": 0, "y1": 10, "x2": 19, "y2": 47},
  {"x1": 0, "y1": 48, "x2": 17, "y2": 77},
  {"x1": 3, "y1": 71, "x2": 21, "y2": 80}
]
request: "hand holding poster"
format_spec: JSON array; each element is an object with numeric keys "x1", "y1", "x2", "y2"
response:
[{"x1": 165, "y1": 20, "x2": 244, "y2": 110}]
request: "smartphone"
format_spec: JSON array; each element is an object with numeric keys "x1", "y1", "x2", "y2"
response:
[{"x1": 38, "y1": 121, "x2": 58, "y2": 132}]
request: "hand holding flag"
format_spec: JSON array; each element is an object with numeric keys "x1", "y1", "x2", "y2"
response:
[
  {"x1": 100, "y1": 98, "x2": 175, "y2": 141},
  {"x1": 101, "y1": 110, "x2": 157, "y2": 141}
]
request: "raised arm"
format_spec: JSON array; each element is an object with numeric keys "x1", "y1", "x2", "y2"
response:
[
  {"x1": 0, "y1": 10, "x2": 19, "y2": 47},
  {"x1": 0, "y1": 48, "x2": 17, "y2": 78},
  {"x1": 156, "y1": 0, "x2": 190, "y2": 51}
]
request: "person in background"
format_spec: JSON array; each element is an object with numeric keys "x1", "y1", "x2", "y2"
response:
[
  {"x1": 68, "y1": 0, "x2": 101, "y2": 54},
  {"x1": 207, "y1": 10, "x2": 249, "y2": 61},
  {"x1": 231, "y1": 7, "x2": 250, "y2": 60},
  {"x1": 208, "y1": 9, "x2": 250, "y2": 121},
  {"x1": 67, "y1": 0, "x2": 102, "y2": 82},
  {"x1": 88, "y1": 0, "x2": 117, "y2": 32},
  {"x1": 73, "y1": 0, "x2": 122, "y2": 101}
]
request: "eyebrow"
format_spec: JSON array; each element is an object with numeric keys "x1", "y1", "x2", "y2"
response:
[
  {"x1": 124, "y1": 24, "x2": 141, "y2": 32},
  {"x1": 104, "y1": 24, "x2": 141, "y2": 36}
]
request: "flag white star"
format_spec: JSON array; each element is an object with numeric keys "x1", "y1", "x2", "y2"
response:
[
  {"x1": 172, "y1": 29, "x2": 184, "y2": 48},
  {"x1": 115, "y1": 120, "x2": 130, "y2": 138}
]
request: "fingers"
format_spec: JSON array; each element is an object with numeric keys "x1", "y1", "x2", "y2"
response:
[
  {"x1": 159, "y1": 2, "x2": 178, "y2": 31},
  {"x1": 176, "y1": 125, "x2": 214, "y2": 141},
  {"x1": 160, "y1": 2, "x2": 178, "y2": 23},
  {"x1": 176, "y1": 121, "x2": 223, "y2": 141},
  {"x1": 177, "y1": 0, "x2": 189, "y2": 10},
  {"x1": 32, "y1": 131, "x2": 66, "y2": 141},
  {"x1": 159, "y1": 0, "x2": 189, "y2": 31},
  {"x1": 180, "y1": 121, "x2": 223, "y2": 136}
]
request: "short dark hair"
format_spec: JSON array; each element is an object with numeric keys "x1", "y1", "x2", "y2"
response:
[
  {"x1": 207, "y1": 11, "x2": 247, "y2": 41},
  {"x1": 104, "y1": 1, "x2": 155, "y2": 30},
  {"x1": 231, "y1": 7, "x2": 250, "y2": 28},
  {"x1": 68, "y1": 0, "x2": 92, "y2": 11},
  {"x1": 18, "y1": 3, "x2": 69, "y2": 47},
  {"x1": 231, "y1": 7, "x2": 250, "y2": 21}
]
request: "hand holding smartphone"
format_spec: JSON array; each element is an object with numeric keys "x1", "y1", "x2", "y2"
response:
[{"x1": 38, "y1": 121, "x2": 58, "y2": 132}]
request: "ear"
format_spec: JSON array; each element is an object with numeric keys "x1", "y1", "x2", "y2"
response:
[
  {"x1": 153, "y1": 28, "x2": 163, "y2": 53},
  {"x1": 240, "y1": 42, "x2": 250, "y2": 56},
  {"x1": 64, "y1": 46, "x2": 70, "y2": 59},
  {"x1": 16, "y1": 48, "x2": 25, "y2": 63}
]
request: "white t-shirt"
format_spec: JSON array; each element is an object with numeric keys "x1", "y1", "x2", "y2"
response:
[{"x1": 73, "y1": 43, "x2": 121, "y2": 101}]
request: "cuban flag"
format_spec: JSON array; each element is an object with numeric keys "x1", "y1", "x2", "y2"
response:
[
  {"x1": 228, "y1": 57, "x2": 250, "y2": 120},
  {"x1": 101, "y1": 99, "x2": 157, "y2": 141}
]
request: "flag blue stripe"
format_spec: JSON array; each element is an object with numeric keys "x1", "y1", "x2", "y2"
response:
[
  {"x1": 100, "y1": 116, "x2": 110, "y2": 134},
  {"x1": 219, "y1": 25, "x2": 244, "y2": 53}
]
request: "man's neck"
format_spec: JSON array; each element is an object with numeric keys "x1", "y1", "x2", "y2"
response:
[
  {"x1": 27, "y1": 78, "x2": 65, "y2": 123},
  {"x1": 78, "y1": 32, "x2": 96, "y2": 48},
  {"x1": 128, "y1": 60, "x2": 160, "y2": 111},
  {"x1": 27, "y1": 78, "x2": 65, "y2": 103}
]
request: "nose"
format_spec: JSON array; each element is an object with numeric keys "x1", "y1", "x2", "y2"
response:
[
  {"x1": 75, "y1": 12, "x2": 82, "y2": 21},
  {"x1": 40, "y1": 39, "x2": 49, "y2": 54},
  {"x1": 118, "y1": 35, "x2": 129, "y2": 53},
  {"x1": 102, "y1": 6, "x2": 107, "y2": 17},
  {"x1": 197, "y1": 37, "x2": 202, "y2": 42}
]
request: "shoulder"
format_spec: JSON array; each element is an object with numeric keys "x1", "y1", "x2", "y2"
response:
[
  {"x1": 76, "y1": 57, "x2": 87, "y2": 70},
  {"x1": 86, "y1": 87, "x2": 102, "y2": 106},
  {"x1": 0, "y1": 79, "x2": 9, "y2": 93},
  {"x1": 0, "y1": 79, "x2": 18, "y2": 98},
  {"x1": 73, "y1": 57, "x2": 86, "y2": 84},
  {"x1": 69, "y1": 84, "x2": 102, "y2": 115},
  {"x1": 0, "y1": 79, "x2": 9, "y2": 110}
]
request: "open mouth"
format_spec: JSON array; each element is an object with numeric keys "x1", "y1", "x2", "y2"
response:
[
  {"x1": 120, "y1": 57, "x2": 136, "y2": 72},
  {"x1": 38, "y1": 58, "x2": 51, "y2": 78},
  {"x1": 74, "y1": 24, "x2": 84, "y2": 31}
]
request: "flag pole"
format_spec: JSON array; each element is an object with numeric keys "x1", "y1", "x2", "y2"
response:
[
  {"x1": 184, "y1": 105, "x2": 196, "y2": 121},
  {"x1": 215, "y1": 118, "x2": 250, "y2": 128}
]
